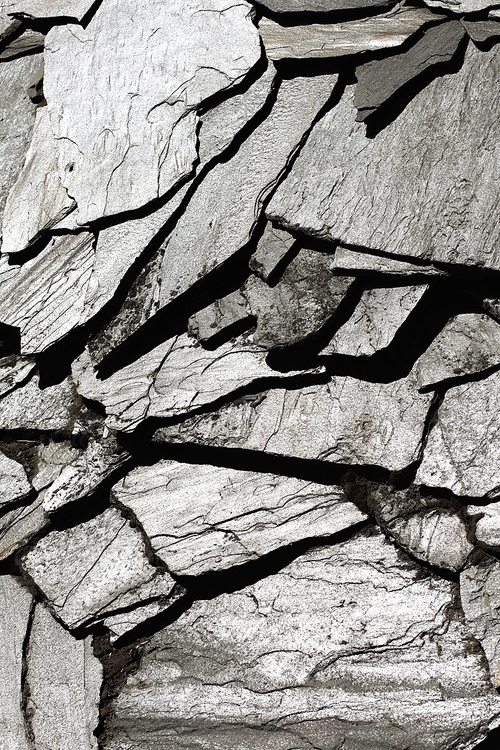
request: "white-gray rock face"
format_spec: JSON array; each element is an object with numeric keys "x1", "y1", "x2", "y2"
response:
[
  {"x1": 188, "y1": 290, "x2": 250, "y2": 345},
  {"x1": 109, "y1": 531, "x2": 500, "y2": 750},
  {"x1": 0, "y1": 575, "x2": 33, "y2": 750},
  {"x1": 73, "y1": 334, "x2": 322, "y2": 433},
  {"x1": 255, "y1": 0, "x2": 395, "y2": 12},
  {"x1": 155, "y1": 374, "x2": 433, "y2": 471},
  {"x1": 416, "y1": 370, "x2": 500, "y2": 497},
  {"x1": 258, "y1": 7, "x2": 442, "y2": 60},
  {"x1": 0, "y1": 449, "x2": 32, "y2": 510},
  {"x1": 414, "y1": 313, "x2": 500, "y2": 389},
  {"x1": 249, "y1": 223, "x2": 295, "y2": 281},
  {"x1": 267, "y1": 42, "x2": 500, "y2": 271},
  {"x1": 0, "y1": 374, "x2": 80, "y2": 431},
  {"x1": 112, "y1": 460, "x2": 367, "y2": 576},
  {"x1": 26, "y1": 604, "x2": 102, "y2": 750},
  {"x1": 21, "y1": 506, "x2": 176, "y2": 629},
  {"x1": 461, "y1": 556, "x2": 500, "y2": 688},
  {"x1": 0, "y1": 356, "x2": 36, "y2": 400},
  {"x1": 321, "y1": 285, "x2": 426, "y2": 356},
  {"x1": 468, "y1": 503, "x2": 500, "y2": 548},
  {"x1": 424, "y1": 0, "x2": 495, "y2": 15},
  {"x1": 332, "y1": 246, "x2": 444, "y2": 276},
  {"x1": 0, "y1": 493, "x2": 48, "y2": 561},
  {"x1": 44, "y1": 0, "x2": 261, "y2": 224}
]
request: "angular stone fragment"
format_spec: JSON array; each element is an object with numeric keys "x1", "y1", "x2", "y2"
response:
[
  {"x1": 2, "y1": 106, "x2": 74, "y2": 256},
  {"x1": 42, "y1": 437, "x2": 130, "y2": 514},
  {"x1": 267, "y1": 42, "x2": 500, "y2": 271},
  {"x1": 155, "y1": 74, "x2": 338, "y2": 318},
  {"x1": 333, "y1": 246, "x2": 444, "y2": 275},
  {"x1": 155, "y1": 374, "x2": 432, "y2": 471},
  {"x1": 44, "y1": 0, "x2": 261, "y2": 224},
  {"x1": 26, "y1": 604, "x2": 102, "y2": 750},
  {"x1": 321, "y1": 285, "x2": 426, "y2": 357},
  {"x1": 467, "y1": 503, "x2": 500, "y2": 548},
  {"x1": 414, "y1": 313, "x2": 500, "y2": 389},
  {"x1": 416, "y1": 370, "x2": 500, "y2": 497},
  {"x1": 112, "y1": 460, "x2": 367, "y2": 576},
  {"x1": 354, "y1": 20, "x2": 464, "y2": 121},
  {"x1": 0, "y1": 576, "x2": 32, "y2": 750},
  {"x1": 0, "y1": 53, "x2": 40, "y2": 230},
  {"x1": 461, "y1": 556, "x2": 500, "y2": 688},
  {"x1": 0, "y1": 29, "x2": 44, "y2": 61},
  {"x1": 0, "y1": 375, "x2": 80, "y2": 431},
  {"x1": 259, "y1": 7, "x2": 443, "y2": 60},
  {"x1": 249, "y1": 222, "x2": 295, "y2": 281},
  {"x1": 109, "y1": 531, "x2": 500, "y2": 750},
  {"x1": 0, "y1": 355, "x2": 36, "y2": 399},
  {"x1": 0, "y1": 493, "x2": 48, "y2": 561},
  {"x1": 425, "y1": 0, "x2": 497, "y2": 14},
  {"x1": 73, "y1": 334, "x2": 322, "y2": 433},
  {"x1": 21, "y1": 507, "x2": 176, "y2": 629},
  {"x1": 0, "y1": 1, "x2": 93, "y2": 33},
  {"x1": 0, "y1": 233, "x2": 95, "y2": 353},
  {"x1": 0, "y1": 450, "x2": 33, "y2": 511},
  {"x1": 256, "y1": 0, "x2": 395, "y2": 11},
  {"x1": 243, "y1": 249, "x2": 354, "y2": 348},
  {"x1": 188, "y1": 290, "x2": 250, "y2": 345},
  {"x1": 462, "y1": 19, "x2": 500, "y2": 42}
]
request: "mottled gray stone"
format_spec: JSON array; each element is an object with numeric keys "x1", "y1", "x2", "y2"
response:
[
  {"x1": 461, "y1": 556, "x2": 500, "y2": 688},
  {"x1": 27, "y1": 604, "x2": 102, "y2": 750},
  {"x1": 256, "y1": 0, "x2": 395, "y2": 11},
  {"x1": 462, "y1": 19, "x2": 500, "y2": 42},
  {"x1": 0, "y1": 575, "x2": 33, "y2": 750},
  {"x1": 0, "y1": 450, "x2": 32, "y2": 511},
  {"x1": 44, "y1": 0, "x2": 261, "y2": 224},
  {"x1": 155, "y1": 374, "x2": 433, "y2": 471},
  {"x1": 249, "y1": 222, "x2": 295, "y2": 281},
  {"x1": 416, "y1": 370, "x2": 500, "y2": 497},
  {"x1": 321, "y1": 285, "x2": 426, "y2": 357},
  {"x1": 0, "y1": 29, "x2": 44, "y2": 60},
  {"x1": 42, "y1": 437, "x2": 130, "y2": 514},
  {"x1": 32, "y1": 439, "x2": 81, "y2": 492},
  {"x1": 22, "y1": 507, "x2": 176, "y2": 629},
  {"x1": 333, "y1": 246, "x2": 445, "y2": 275},
  {"x1": 414, "y1": 313, "x2": 500, "y2": 389},
  {"x1": 0, "y1": 493, "x2": 48, "y2": 561},
  {"x1": 109, "y1": 530, "x2": 500, "y2": 750},
  {"x1": 112, "y1": 460, "x2": 366, "y2": 576},
  {"x1": 0, "y1": 355, "x2": 36, "y2": 400},
  {"x1": 243, "y1": 249, "x2": 354, "y2": 348},
  {"x1": 0, "y1": 374, "x2": 80, "y2": 431},
  {"x1": 0, "y1": 233, "x2": 95, "y2": 353},
  {"x1": 73, "y1": 334, "x2": 322, "y2": 433},
  {"x1": 2, "y1": 106, "x2": 74, "y2": 256},
  {"x1": 188, "y1": 290, "x2": 250, "y2": 345},
  {"x1": 425, "y1": 0, "x2": 497, "y2": 14},
  {"x1": 467, "y1": 503, "x2": 500, "y2": 548},
  {"x1": 267, "y1": 42, "x2": 500, "y2": 271},
  {"x1": 354, "y1": 21, "x2": 464, "y2": 121},
  {"x1": 0, "y1": 53, "x2": 40, "y2": 232},
  {"x1": 259, "y1": 7, "x2": 442, "y2": 60}
]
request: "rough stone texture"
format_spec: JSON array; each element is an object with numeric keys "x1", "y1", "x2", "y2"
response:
[
  {"x1": 461, "y1": 556, "x2": 500, "y2": 688},
  {"x1": 258, "y1": 7, "x2": 443, "y2": 60},
  {"x1": 112, "y1": 460, "x2": 367, "y2": 576},
  {"x1": 416, "y1": 369, "x2": 500, "y2": 497},
  {"x1": 73, "y1": 334, "x2": 322, "y2": 433},
  {"x1": 0, "y1": 449, "x2": 32, "y2": 510},
  {"x1": 44, "y1": 0, "x2": 261, "y2": 224},
  {"x1": 32, "y1": 439, "x2": 81, "y2": 491},
  {"x1": 354, "y1": 20, "x2": 465, "y2": 121},
  {"x1": 414, "y1": 313, "x2": 500, "y2": 389},
  {"x1": 26, "y1": 604, "x2": 102, "y2": 750},
  {"x1": 0, "y1": 493, "x2": 48, "y2": 561},
  {"x1": 332, "y1": 246, "x2": 444, "y2": 275},
  {"x1": 0, "y1": 575, "x2": 33, "y2": 750},
  {"x1": 0, "y1": 355, "x2": 36, "y2": 399},
  {"x1": 0, "y1": 374, "x2": 80, "y2": 431},
  {"x1": 188, "y1": 290, "x2": 250, "y2": 345},
  {"x1": 424, "y1": 0, "x2": 497, "y2": 14},
  {"x1": 109, "y1": 531, "x2": 500, "y2": 750},
  {"x1": 243, "y1": 249, "x2": 354, "y2": 348},
  {"x1": 0, "y1": 1, "x2": 92, "y2": 33},
  {"x1": 467, "y1": 502, "x2": 500, "y2": 547},
  {"x1": 249, "y1": 222, "x2": 295, "y2": 281},
  {"x1": 462, "y1": 19, "x2": 500, "y2": 42},
  {"x1": 321, "y1": 285, "x2": 427, "y2": 356},
  {"x1": 21, "y1": 506, "x2": 176, "y2": 629},
  {"x1": 256, "y1": 0, "x2": 395, "y2": 12},
  {"x1": 267, "y1": 42, "x2": 500, "y2": 271},
  {"x1": 0, "y1": 28, "x2": 44, "y2": 60},
  {"x1": 154, "y1": 374, "x2": 433, "y2": 471}
]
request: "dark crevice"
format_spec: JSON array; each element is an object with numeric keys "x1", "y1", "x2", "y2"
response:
[
  {"x1": 474, "y1": 725, "x2": 500, "y2": 748},
  {"x1": 0, "y1": 18, "x2": 25, "y2": 50},
  {"x1": 199, "y1": 316, "x2": 257, "y2": 351},
  {"x1": 251, "y1": 0, "x2": 400, "y2": 27},
  {"x1": 80, "y1": 0, "x2": 105, "y2": 28},
  {"x1": 20, "y1": 598, "x2": 36, "y2": 749},
  {"x1": 197, "y1": 51, "x2": 268, "y2": 116},
  {"x1": 419, "y1": 361, "x2": 500, "y2": 394}
]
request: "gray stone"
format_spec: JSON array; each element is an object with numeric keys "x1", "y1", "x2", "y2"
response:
[
  {"x1": 414, "y1": 313, "x2": 500, "y2": 389},
  {"x1": 26, "y1": 604, "x2": 102, "y2": 750},
  {"x1": 0, "y1": 233, "x2": 95, "y2": 354},
  {"x1": 0, "y1": 355, "x2": 36, "y2": 400},
  {"x1": 467, "y1": 503, "x2": 500, "y2": 548},
  {"x1": 2, "y1": 106, "x2": 74, "y2": 256},
  {"x1": 112, "y1": 460, "x2": 367, "y2": 576},
  {"x1": 73, "y1": 334, "x2": 323, "y2": 433},
  {"x1": 354, "y1": 20, "x2": 465, "y2": 121},
  {"x1": 108, "y1": 530, "x2": 500, "y2": 750},
  {"x1": 21, "y1": 506, "x2": 176, "y2": 629},
  {"x1": 0, "y1": 450, "x2": 32, "y2": 511},
  {"x1": 0, "y1": 29, "x2": 44, "y2": 61},
  {"x1": 267, "y1": 42, "x2": 500, "y2": 271},
  {"x1": 188, "y1": 289, "x2": 250, "y2": 345},
  {"x1": 0, "y1": 575, "x2": 33, "y2": 750},
  {"x1": 462, "y1": 19, "x2": 500, "y2": 42},
  {"x1": 416, "y1": 370, "x2": 500, "y2": 497},
  {"x1": 321, "y1": 285, "x2": 427, "y2": 357},
  {"x1": 255, "y1": 0, "x2": 395, "y2": 12},
  {"x1": 154, "y1": 373, "x2": 433, "y2": 472},
  {"x1": 32, "y1": 439, "x2": 82, "y2": 492},
  {"x1": 44, "y1": 0, "x2": 261, "y2": 224},
  {"x1": 0, "y1": 493, "x2": 48, "y2": 562},
  {"x1": 461, "y1": 556, "x2": 500, "y2": 688},
  {"x1": 259, "y1": 7, "x2": 443, "y2": 60},
  {"x1": 0, "y1": 374, "x2": 80, "y2": 431},
  {"x1": 0, "y1": 1, "x2": 92, "y2": 33},
  {"x1": 243, "y1": 249, "x2": 354, "y2": 348},
  {"x1": 332, "y1": 246, "x2": 445, "y2": 275},
  {"x1": 249, "y1": 222, "x2": 295, "y2": 281},
  {"x1": 425, "y1": 0, "x2": 498, "y2": 15}
]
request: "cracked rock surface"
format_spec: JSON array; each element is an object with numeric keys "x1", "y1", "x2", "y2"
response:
[{"x1": 1, "y1": 1, "x2": 500, "y2": 748}]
